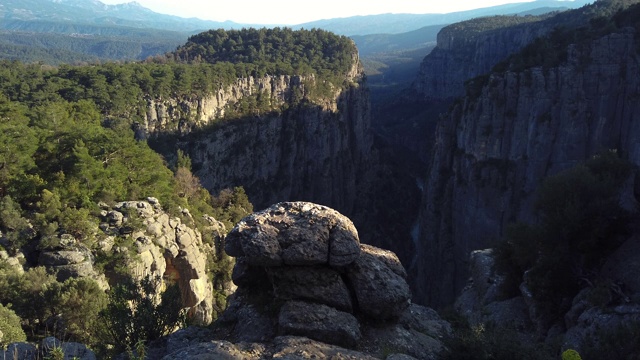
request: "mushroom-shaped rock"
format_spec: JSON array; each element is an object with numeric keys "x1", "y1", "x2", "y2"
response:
[
  {"x1": 225, "y1": 202, "x2": 360, "y2": 267},
  {"x1": 278, "y1": 301, "x2": 361, "y2": 348},
  {"x1": 347, "y1": 244, "x2": 411, "y2": 320}
]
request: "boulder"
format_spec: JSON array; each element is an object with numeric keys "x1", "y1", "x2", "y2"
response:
[
  {"x1": 162, "y1": 340, "x2": 262, "y2": 360},
  {"x1": 272, "y1": 336, "x2": 378, "y2": 360},
  {"x1": 2, "y1": 342, "x2": 37, "y2": 360},
  {"x1": 41, "y1": 337, "x2": 96, "y2": 360},
  {"x1": 278, "y1": 301, "x2": 361, "y2": 348},
  {"x1": 225, "y1": 202, "x2": 360, "y2": 267},
  {"x1": 346, "y1": 244, "x2": 411, "y2": 319},
  {"x1": 268, "y1": 266, "x2": 352, "y2": 311},
  {"x1": 209, "y1": 202, "x2": 448, "y2": 358}
]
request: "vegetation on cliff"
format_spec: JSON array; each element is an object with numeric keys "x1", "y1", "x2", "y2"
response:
[{"x1": 495, "y1": 152, "x2": 633, "y2": 324}]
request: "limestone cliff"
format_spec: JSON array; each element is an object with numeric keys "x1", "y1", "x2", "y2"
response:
[
  {"x1": 412, "y1": 0, "x2": 630, "y2": 101},
  {"x1": 143, "y1": 56, "x2": 372, "y2": 216},
  {"x1": 413, "y1": 15, "x2": 552, "y2": 101},
  {"x1": 414, "y1": 8, "x2": 640, "y2": 307}
]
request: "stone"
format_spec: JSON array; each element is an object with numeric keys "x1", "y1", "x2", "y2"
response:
[
  {"x1": 362, "y1": 325, "x2": 442, "y2": 360},
  {"x1": 231, "y1": 258, "x2": 270, "y2": 288},
  {"x1": 2, "y1": 342, "x2": 37, "y2": 360},
  {"x1": 225, "y1": 202, "x2": 360, "y2": 267},
  {"x1": 278, "y1": 301, "x2": 361, "y2": 348},
  {"x1": 272, "y1": 336, "x2": 378, "y2": 360},
  {"x1": 268, "y1": 266, "x2": 352, "y2": 312},
  {"x1": 346, "y1": 244, "x2": 411, "y2": 319},
  {"x1": 41, "y1": 337, "x2": 97, "y2": 360},
  {"x1": 162, "y1": 340, "x2": 259, "y2": 360},
  {"x1": 39, "y1": 250, "x2": 86, "y2": 266},
  {"x1": 107, "y1": 210, "x2": 124, "y2": 226},
  {"x1": 399, "y1": 304, "x2": 452, "y2": 340}
]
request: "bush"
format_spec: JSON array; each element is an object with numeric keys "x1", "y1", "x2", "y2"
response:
[
  {"x1": 0, "y1": 303, "x2": 26, "y2": 349},
  {"x1": 100, "y1": 275, "x2": 186, "y2": 354},
  {"x1": 494, "y1": 151, "x2": 632, "y2": 318}
]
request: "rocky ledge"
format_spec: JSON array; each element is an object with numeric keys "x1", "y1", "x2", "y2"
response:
[{"x1": 153, "y1": 202, "x2": 451, "y2": 359}]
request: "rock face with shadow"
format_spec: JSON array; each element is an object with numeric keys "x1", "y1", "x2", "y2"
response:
[{"x1": 158, "y1": 202, "x2": 451, "y2": 360}]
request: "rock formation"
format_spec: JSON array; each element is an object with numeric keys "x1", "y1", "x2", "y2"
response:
[
  {"x1": 95, "y1": 198, "x2": 231, "y2": 325},
  {"x1": 154, "y1": 202, "x2": 451, "y2": 359}
]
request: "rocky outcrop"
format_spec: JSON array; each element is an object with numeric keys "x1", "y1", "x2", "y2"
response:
[
  {"x1": 96, "y1": 198, "x2": 231, "y2": 325},
  {"x1": 455, "y1": 250, "x2": 532, "y2": 331},
  {"x1": 38, "y1": 235, "x2": 109, "y2": 290},
  {"x1": 414, "y1": 12, "x2": 640, "y2": 307},
  {"x1": 155, "y1": 202, "x2": 450, "y2": 360},
  {"x1": 413, "y1": 16, "x2": 552, "y2": 101},
  {"x1": 141, "y1": 75, "x2": 312, "y2": 136}
]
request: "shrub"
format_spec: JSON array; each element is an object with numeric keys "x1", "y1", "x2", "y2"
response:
[
  {"x1": 100, "y1": 275, "x2": 186, "y2": 353},
  {"x1": 0, "y1": 303, "x2": 26, "y2": 349},
  {"x1": 494, "y1": 151, "x2": 632, "y2": 319}
]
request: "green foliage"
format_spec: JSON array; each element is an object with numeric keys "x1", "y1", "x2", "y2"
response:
[
  {"x1": 0, "y1": 266, "x2": 108, "y2": 345},
  {"x1": 174, "y1": 28, "x2": 356, "y2": 79},
  {"x1": 562, "y1": 349, "x2": 583, "y2": 360},
  {"x1": 100, "y1": 275, "x2": 186, "y2": 354},
  {"x1": 0, "y1": 196, "x2": 33, "y2": 254},
  {"x1": 0, "y1": 303, "x2": 27, "y2": 349},
  {"x1": 210, "y1": 187, "x2": 254, "y2": 230},
  {"x1": 495, "y1": 151, "x2": 632, "y2": 318}
]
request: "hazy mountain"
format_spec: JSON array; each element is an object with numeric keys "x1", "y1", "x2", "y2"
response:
[
  {"x1": 294, "y1": 0, "x2": 592, "y2": 35},
  {"x1": 0, "y1": 0, "x2": 248, "y2": 32}
]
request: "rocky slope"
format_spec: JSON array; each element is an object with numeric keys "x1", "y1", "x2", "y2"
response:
[
  {"x1": 1, "y1": 198, "x2": 230, "y2": 326},
  {"x1": 413, "y1": 2, "x2": 640, "y2": 307}
]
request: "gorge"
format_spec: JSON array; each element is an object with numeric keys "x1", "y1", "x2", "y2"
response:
[{"x1": 2, "y1": 0, "x2": 640, "y2": 358}]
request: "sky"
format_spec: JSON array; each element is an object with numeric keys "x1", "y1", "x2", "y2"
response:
[{"x1": 99, "y1": 0, "x2": 539, "y2": 25}]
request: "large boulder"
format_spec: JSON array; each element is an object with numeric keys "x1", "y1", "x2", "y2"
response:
[
  {"x1": 347, "y1": 244, "x2": 411, "y2": 319},
  {"x1": 38, "y1": 238, "x2": 109, "y2": 290},
  {"x1": 278, "y1": 301, "x2": 361, "y2": 348},
  {"x1": 225, "y1": 202, "x2": 361, "y2": 267}
]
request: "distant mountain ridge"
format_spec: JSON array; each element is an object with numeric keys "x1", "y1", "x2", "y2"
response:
[
  {"x1": 294, "y1": 0, "x2": 593, "y2": 35},
  {"x1": 0, "y1": 0, "x2": 246, "y2": 32}
]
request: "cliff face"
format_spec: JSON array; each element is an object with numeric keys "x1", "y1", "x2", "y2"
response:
[
  {"x1": 412, "y1": 18, "x2": 553, "y2": 101},
  {"x1": 141, "y1": 75, "x2": 309, "y2": 136},
  {"x1": 414, "y1": 27, "x2": 640, "y2": 307},
  {"x1": 142, "y1": 58, "x2": 372, "y2": 216}
]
